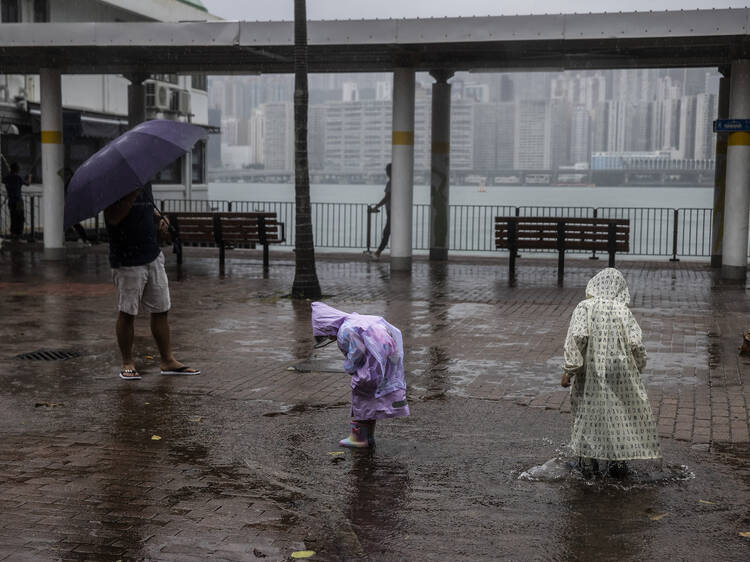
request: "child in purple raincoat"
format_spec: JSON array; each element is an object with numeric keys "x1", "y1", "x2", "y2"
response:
[{"x1": 311, "y1": 302, "x2": 410, "y2": 448}]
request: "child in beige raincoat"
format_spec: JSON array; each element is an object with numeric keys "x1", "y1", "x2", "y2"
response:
[{"x1": 561, "y1": 268, "x2": 661, "y2": 477}]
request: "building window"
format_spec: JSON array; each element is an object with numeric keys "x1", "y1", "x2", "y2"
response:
[
  {"x1": 33, "y1": 0, "x2": 47, "y2": 22},
  {"x1": 191, "y1": 74, "x2": 207, "y2": 91},
  {"x1": 192, "y1": 140, "x2": 205, "y2": 183},
  {"x1": 1, "y1": 0, "x2": 20, "y2": 22},
  {"x1": 152, "y1": 159, "x2": 182, "y2": 184}
]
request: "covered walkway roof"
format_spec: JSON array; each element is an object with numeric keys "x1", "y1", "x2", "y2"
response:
[{"x1": 0, "y1": 8, "x2": 747, "y2": 74}]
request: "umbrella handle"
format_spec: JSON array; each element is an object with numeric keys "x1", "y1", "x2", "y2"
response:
[{"x1": 150, "y1": 201, "x2": 178, "y2": 236}]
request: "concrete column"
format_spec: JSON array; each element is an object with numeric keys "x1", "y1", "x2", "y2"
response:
[
  {"x1": 40, "y1": 68, "x2": 65, "y2": 260},
  {"x1": 429, "y1": 70, "x2": 453, "y2": 261},
  {"x1": 722, "y1": 60, "x2": 750, "y2": 280},
  {"x1": 125, "y1": 72, "x2": 149, "y2": 128},
  {"x1": 711, "y1": 67, "x2": 730, "y2": 268},
  {"x1": 390, "y1": 68, "x2": 415, "y2": 272}
]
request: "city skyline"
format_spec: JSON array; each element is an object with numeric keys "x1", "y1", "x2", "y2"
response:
[{"x1": 208, "y1": 68, "x2": 720, "y2": 180}]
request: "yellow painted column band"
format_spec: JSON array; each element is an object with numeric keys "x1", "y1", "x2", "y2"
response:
[
  {"x1": 728, "y1": 132, "x2": 750, "y2": 146},
  {"x1": 41, "y1": 130, "x2": 62, "y2": 144},
  {"x1": 392, "y1": 131, "x2": 414, "y2": 145},
  {"x1": 431, "y1": 141, "x2": 450, "y2": 154}
]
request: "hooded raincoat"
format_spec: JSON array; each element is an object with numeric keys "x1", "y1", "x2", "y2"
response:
[
  {"x1": 311, "y1": 302, "x2": 410, "y2": 421},
  {"x1": 563, "y1": 268, "x2": 661, "y2": 460}
]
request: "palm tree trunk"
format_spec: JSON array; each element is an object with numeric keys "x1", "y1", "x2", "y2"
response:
[{"x1": 291, "y1": 0, "x2": 322, "y2": 300}]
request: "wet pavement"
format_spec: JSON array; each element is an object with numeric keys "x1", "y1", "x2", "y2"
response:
[{"x1": 0, "y1": 243, "x2": 749, "y2": 560}]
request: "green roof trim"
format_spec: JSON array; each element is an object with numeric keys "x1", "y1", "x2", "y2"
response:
[{"x1": 176, "y1": 0, "x2": 208, "y2": 12}]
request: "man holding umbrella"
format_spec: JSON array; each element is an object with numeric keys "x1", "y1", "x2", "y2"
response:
[
  {"x1": 105, "y1": 182, "x2": 199, "y2": 380},
  {"x1": 64, "y1": 120, "x2": 206, "y2": 380}
]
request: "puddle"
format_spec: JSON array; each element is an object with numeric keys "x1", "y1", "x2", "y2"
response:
[
  {"x1": 289, "y1": 359, "x2": 345, "y2": 373},
  {"x1": 519, "y1": 457, "x2": 694, "y2": 485}
]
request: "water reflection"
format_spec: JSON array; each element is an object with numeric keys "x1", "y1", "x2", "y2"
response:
[
  {"x1": 344, "y1": 452, "x2": 409, "y2": 554},
  {"x1": 560, "y1": 480, "x2": 658, "y2": 561},
  {"x1": 426, "y1": 262, "x2": 451, "y2": 397}
]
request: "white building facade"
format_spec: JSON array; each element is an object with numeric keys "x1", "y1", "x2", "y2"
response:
[{"x1": 0, "y1": 0, "x2": 218, "y2": 200}]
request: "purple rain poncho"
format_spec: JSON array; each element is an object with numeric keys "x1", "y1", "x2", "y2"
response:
[{"x1": 311, "y1": 302, "x2": 410, "y2": 421}]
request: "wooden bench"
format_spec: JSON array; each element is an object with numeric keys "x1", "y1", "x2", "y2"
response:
[
  {"x1": 168, "y1": 211, "x2": 285, "y2": 274},
  {"x1": 494, "y1": 216, "x2": 629, "y2": 285}
]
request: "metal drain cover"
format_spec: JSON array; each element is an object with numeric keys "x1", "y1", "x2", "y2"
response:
[{"x1": 16, "y1": 350, "x2": 81, "y2": 361}]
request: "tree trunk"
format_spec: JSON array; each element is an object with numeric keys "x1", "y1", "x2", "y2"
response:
[{"x1": 291, "y1": 0, "x2": 322, "y2": 300}]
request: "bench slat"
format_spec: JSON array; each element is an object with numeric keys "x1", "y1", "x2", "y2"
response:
[
  {"x1": 494, "y1": 215, "x2": 630, "y2": 285},
  {"x1": 169, "y1": 211, "x2": 286, "y2": 273}
]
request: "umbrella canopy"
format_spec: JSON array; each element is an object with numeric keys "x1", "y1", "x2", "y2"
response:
[{"x1": 63, "y1": 119, "x2": 207, "y2": 229}]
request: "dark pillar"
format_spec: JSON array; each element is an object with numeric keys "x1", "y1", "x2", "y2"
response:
[
  {"x1": 429, "y1": 70, "x2": 453, "y2": 261},
  {"x1": 125, "y1": 72, "x2": 150, "y2": 128},
  {"x1": 711, "y1": 66, "x2": 730, "y2": 268}
]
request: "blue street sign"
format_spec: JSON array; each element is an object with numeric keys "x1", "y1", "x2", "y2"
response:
[{"x1": 714, "y1": 119, "x2": 750, "y2": 133}]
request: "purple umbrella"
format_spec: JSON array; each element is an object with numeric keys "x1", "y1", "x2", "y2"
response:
[{"x1": 64, "y1": 119, "x2": 207, "y2": 229}]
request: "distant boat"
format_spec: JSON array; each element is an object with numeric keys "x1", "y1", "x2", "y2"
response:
[
  {"x1": 465, "y1": 174, "x2": 487, "y2": 185},
  {"x1": 494, "y1": 175, "x2": 520, "y2": 184},
  {"x1": 524, "y1": 173, "x2": 551, "y2": 185}
]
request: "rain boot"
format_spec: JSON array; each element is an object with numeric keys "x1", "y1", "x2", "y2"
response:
[
  {"x1": 339, "y1": 420, "x2": 375, "y2": 448},
  {"x1": 607, "y1": 461, "x2": 629, "y2": 479}
]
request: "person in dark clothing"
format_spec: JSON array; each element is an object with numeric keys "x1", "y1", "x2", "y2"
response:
[
  {"x1": 2, "y1": 162, "x2": 30, "y2": 241},
  {"x1": 104, "y1": 182, "x2": 199, "y2": 380},
  {"x1": 373, "y1": 163, "x2": 392, "y2": 259}
]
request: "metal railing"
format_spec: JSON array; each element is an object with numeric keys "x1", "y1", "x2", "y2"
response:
[
  {"x1": 0, "y1": 195, "x2": 732, "y2": 260},
  {"x1": 0, "y1": 193, "x2": 43, "y2": 241}
]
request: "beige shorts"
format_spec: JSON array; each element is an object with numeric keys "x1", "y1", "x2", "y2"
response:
[{"x1": 112, "y1": 252, "x2": 171, "y2": 316}]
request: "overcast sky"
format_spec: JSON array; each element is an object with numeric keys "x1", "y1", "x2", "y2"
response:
[{"x1": 201, "y1": 1, "x2": 747, "y2": 21}]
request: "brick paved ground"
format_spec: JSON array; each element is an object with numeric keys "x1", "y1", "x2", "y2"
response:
[{"x1": 0, "y1": 245, "x2": 749, "y2": 559}]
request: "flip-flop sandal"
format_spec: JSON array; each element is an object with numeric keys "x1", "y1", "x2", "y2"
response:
[
  {"x1": 119, "y1": 369, "x2": 141, "y2": 380},
  {"x1": 160, "y1": 366, "x2": 200, "y2": 376}
]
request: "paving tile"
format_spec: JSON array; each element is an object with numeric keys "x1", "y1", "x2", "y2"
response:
[{"x1": 2, "y1": 250, "x2": 750, "y2": 557}]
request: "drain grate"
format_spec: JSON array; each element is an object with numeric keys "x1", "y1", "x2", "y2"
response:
[{"x1": 16, "y1": 350, "x2": 81, "y2": 361}]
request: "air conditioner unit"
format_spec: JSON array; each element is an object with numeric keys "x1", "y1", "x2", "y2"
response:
[
  {"x1": 156, "y1": 85, "x2": 170, "y2": 110},
  {"x1": 145, "y1": 82, "x2": 171, "y2": 110},
  {"x1": 178, "y1": 90, "x2": 191, "y2": 115}
]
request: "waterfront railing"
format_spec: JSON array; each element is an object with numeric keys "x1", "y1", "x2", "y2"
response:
[{"x1": 0, "y1": 194, "x2": 724, "y2": 260}]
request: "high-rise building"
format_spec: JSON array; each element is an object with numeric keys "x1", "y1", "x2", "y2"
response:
[
  {"x1": 450, "y1": 101, "x2": 473, "y2": 171},
  {"x1": 514, "y1": 100, "x2": 552, "y2": 169},
  {"x1": 259, "y1": 102, "x2": 294, "y2": 171},
  {"x1": 308, "y1": 105, "x2": 327, "y2": 170},
  {"x1": 323, "y1": 100, "x2": 392, "y2": 172},
  {"x1": 694, "y1": 93, "x2": 719, "y2": 160},
  {"x1": 651, "y1": 98, "x2": 681, "y2": 151},
  {"x1": 495, "y1": 102, "x2": 515, "y2": 169},
  {"x1": 570, "y1": 106, "x2": 591, "y2": 165},
  {"x1": 677, "y1": 95, "x2": 697, "y2": 160},
  {"x1": 472, "y1": 104, "x2": 497, "y2": 171}
]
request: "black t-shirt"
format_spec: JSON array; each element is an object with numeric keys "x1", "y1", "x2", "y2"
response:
[
  {"x1": 105, "y1": 183, "x2": 160, "y2": 268},
  {"x1": 2, "y1": 173, "x2": 25, "y2": 201}
]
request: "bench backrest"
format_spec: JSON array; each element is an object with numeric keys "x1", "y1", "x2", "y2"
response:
[
  {"x1": 169, "y1": 211, "x2": 284, "y2": 244},
  {"x1": 215, "y1": 212, "x2": 282, "y2": 244},
  {"x1": 495, "y1": 217, "x2": 629, "y2": 252}
]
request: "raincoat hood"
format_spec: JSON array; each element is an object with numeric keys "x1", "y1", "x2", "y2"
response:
[
  {"x1": 585, "y1": 268, "x2": 630, "y2": 305},
  {"x1": 311, "y1": 302, "x2": 349, "y2": 337}
]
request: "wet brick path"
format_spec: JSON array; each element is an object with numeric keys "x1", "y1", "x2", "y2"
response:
[{"x1": 0, "y1": 245, "x2": 749, "y2": 559}]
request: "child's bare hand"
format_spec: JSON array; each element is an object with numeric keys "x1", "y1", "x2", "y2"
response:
[{"x1": 560, "y1": 373, "x2": 571, "y2": 387}]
